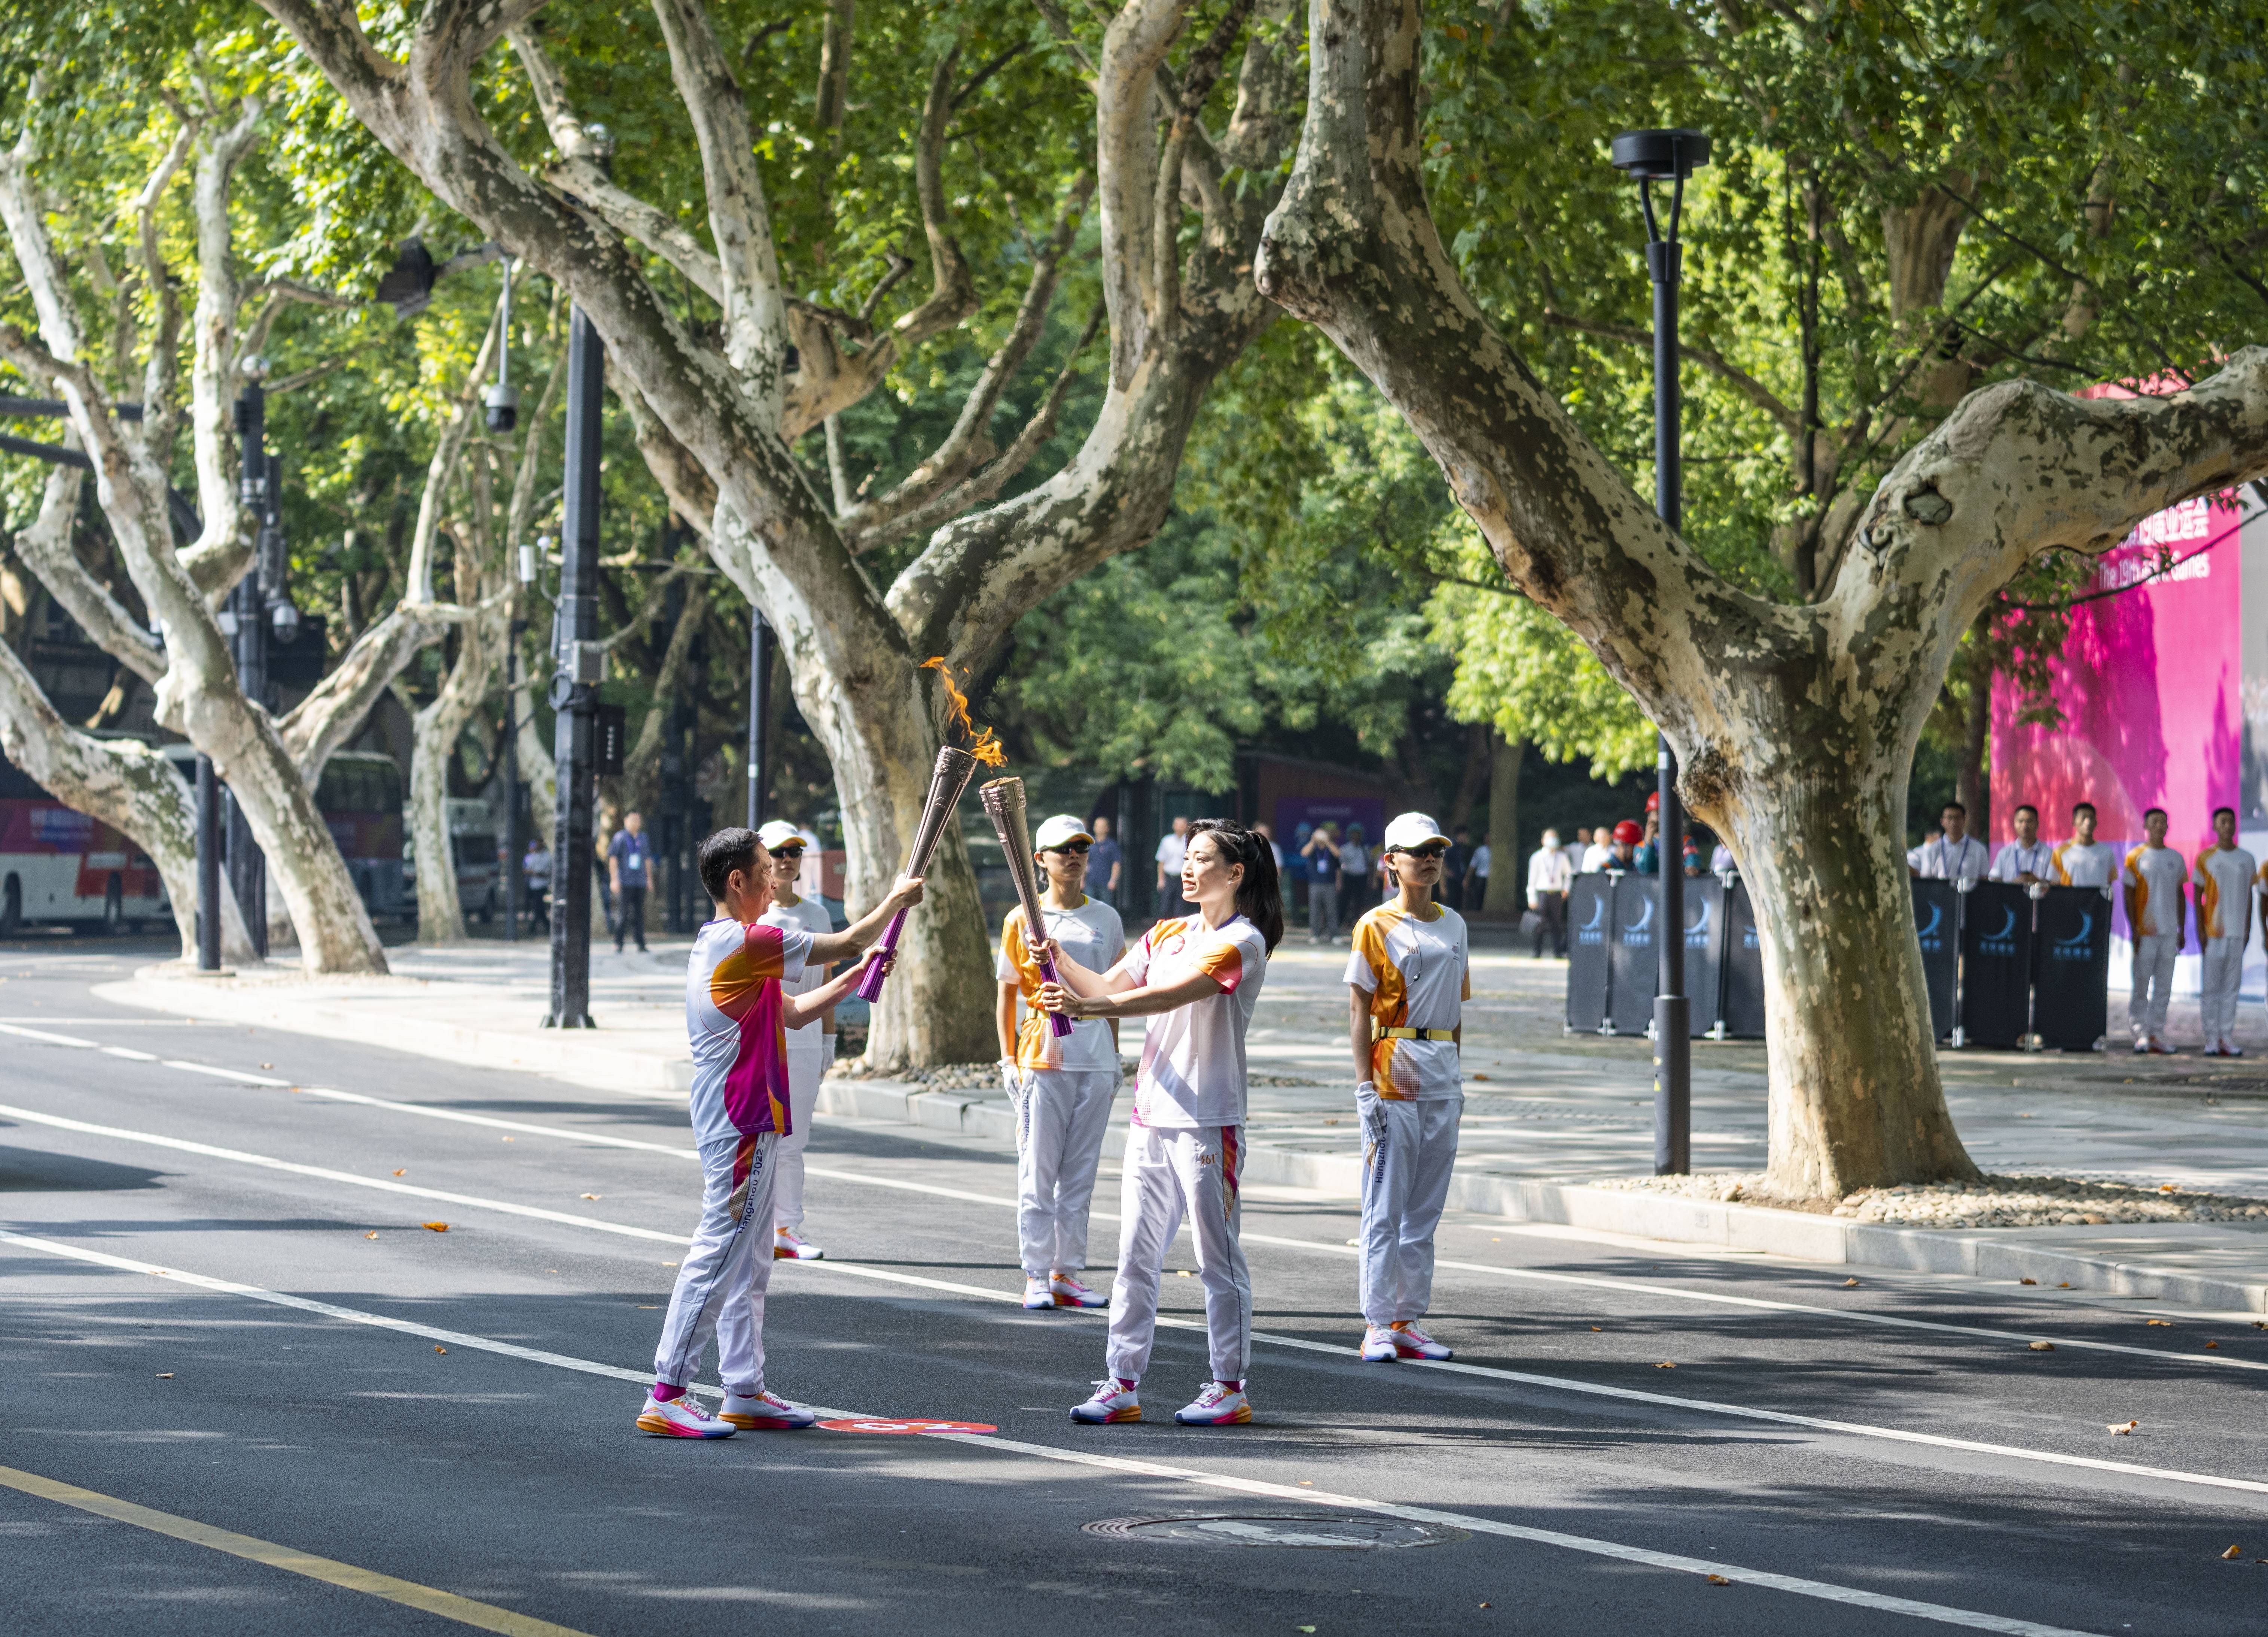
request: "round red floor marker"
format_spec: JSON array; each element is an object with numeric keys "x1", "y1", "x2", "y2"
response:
[{"x1": 816, "y1": 1418, "x2": 996, "y2": 1436}]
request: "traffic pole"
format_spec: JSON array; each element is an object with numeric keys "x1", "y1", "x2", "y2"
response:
[{"x1": 545, "y1": 307, "x2": 602, "y2": 1028}]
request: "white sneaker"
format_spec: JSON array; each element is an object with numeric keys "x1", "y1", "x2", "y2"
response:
[
  {"x1": 1173, "y1": 1381, "x2": 1252, "y2": 1425},
  {"x1": 2227, "y1": 1043, "x2": 2246, "y2": 1059},
  {"x1": 1050, "y1": 1273, "x2": 1107, "y2": 1309},
  {"x1": 1360, "y1": 1326, "x2": 1399, "y2": 1363},
  {"x1": 2133, "y1": 1037, "x2": 2151, "y2": 1054},
  {"x1": 1390, "y1": 1322, "x2": 1452, "y2": 1361},
  {"x1": 2204, "y1": 1043, "x2": 2227, "y2": 1058},
  {"x1": 1069, "y1": 1378, "x2": 1141, "y2": 1424},
  {"x1": 636, "y1": 1393, "x2": 737, "y2": 1438},
  {"x1": 774, "y1": 1227, "x2": 824, "y2": 1260},
  {"x1": 1024, "y1": 1276, "x2": 1056, "y2": 1310},
  {"x1": 717, "y1": 1388, "x2": 817, "y2": 1430}
]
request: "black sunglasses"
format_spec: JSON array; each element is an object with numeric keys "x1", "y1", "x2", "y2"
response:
[
  {"x1": 1397, "y1": 843, "x2": 1451, "y2": 859},
  {"x1": 771, "y1": 846, "x2": 807, "y2": 860},
  {"x1": 1045, "y1": 840, "x2": 1092, "y2": 854}
]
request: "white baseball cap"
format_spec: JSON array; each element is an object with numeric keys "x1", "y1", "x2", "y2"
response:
[
  {"x1": 1382, "y1": 811, "x2": 1450, "y2": 852},
  {"x1": 1033, "y1": 814, "x2": 1094, "y2": 851},
  {"x1": 755, "y1": 820, "x2": 809, "y2": 851}
]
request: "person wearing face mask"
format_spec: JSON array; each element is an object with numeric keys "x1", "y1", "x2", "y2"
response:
[
  {"x1": 1345, "y1": 813, "x2": 1470, "y2": 1365},
  {"x1": 1040, "y1": 821, "x2": 1283, "y2": 1430},
  {"x1": 996, "y1": 815, "x2": 1127, "y2": 1312}
]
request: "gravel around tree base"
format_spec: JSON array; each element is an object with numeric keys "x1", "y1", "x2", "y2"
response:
[{"x1": 1595, "y1": 1171, "x2": 2268, "y2": 1227}]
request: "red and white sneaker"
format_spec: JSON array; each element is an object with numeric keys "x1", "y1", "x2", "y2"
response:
[
  {"x1": 1173, "y1": 1381, "x2": 1252, "y2": 1425},
  {"x1": 1360, "y1": 1326, "x2": 1399, "y2": 1362},
  {"x1": 1050, "y1": 1273, "x2": 1108, "y2": 1309},
  {"x1": 774, "y1": 1227, "x2": 824, "y2": 1260},
  {"x1": 1070, "y1": 1379, "x2": 1142, "y2": 1424},
  {"x1": 718, "y1": 1388, "x2": 818, "y2": 1430},
  {"x1": 636, "y1": 1393, "x2": 737, "y2": 1438},
  {"x1": 1390, "y1": 1322, "x2": 1452, "y2": 1361}
]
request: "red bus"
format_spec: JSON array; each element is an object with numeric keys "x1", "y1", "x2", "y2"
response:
[{"x1": 0, "y1": 750, "x2": 166, "y2": 934}]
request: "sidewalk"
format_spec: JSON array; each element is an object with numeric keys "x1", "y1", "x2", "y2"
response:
[{"x1": 100, "y1": 940, "x2": 2268, "y2": 1314}]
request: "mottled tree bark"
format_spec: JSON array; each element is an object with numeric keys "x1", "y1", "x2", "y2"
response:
[{"x1": 1256, "y1": 0, "x2": 2268, "y2": 1193}]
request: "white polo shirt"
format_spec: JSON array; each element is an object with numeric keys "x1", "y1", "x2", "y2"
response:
[
  {"x1": 2122, "y1": 845, "x2": 2189, "y2": 938},
  {"x1": 997, "y1": 895, "x2": 1126, "y2": 1073},
  {"x1": 1990, "y1": 840, "x2": 2055, "y2": 882},
  {"x1": 759, "y1": 894, "x2": 834, "y2": 1056},
  {"x1": 1121, "y1": 913, "x2": 1268, "y2": 1129},
  {"x1": 1908, "y1": 834, "x2": 1989, "y2": 883},
  {"x1": 1344, "y1": 902, "x2": 1469, "y2": 1100},
  {"x1": 2195, "y1": 846, "x2": 2257, "y2": 940},
  {"x1": 2052, "y1": 840, "x2": 2119, "y2": 888}
]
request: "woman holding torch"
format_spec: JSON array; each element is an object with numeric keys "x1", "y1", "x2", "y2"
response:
[
  {"x1": 997, "y1": 815, "x2": 1127, "y2": 1312},
  {"x1": 1037, "y1": 820, "x2": 1283, "y2": 1428}
]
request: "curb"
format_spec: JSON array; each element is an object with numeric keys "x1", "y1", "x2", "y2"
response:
[{"x1": 819, "y1": 1078, "x2": 2268, "y2": 1314}]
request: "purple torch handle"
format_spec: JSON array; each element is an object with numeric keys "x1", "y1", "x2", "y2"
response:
[
  {"x1": 1036, "y1": 949, "x2": 1075, "y2": 1038},
  {"x1": 853, "y1": 909, "x2": 908, "y2": 1002}
]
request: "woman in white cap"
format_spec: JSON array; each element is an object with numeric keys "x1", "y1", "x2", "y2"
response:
[
  {"x1": 1038, "y1": 820, "x2": 1282, "y2": 1428},
  {"x1": 1345, "y1": 812, "x2": 1469, "y2": 1363},
  {"x1": 997, "y1": 815, "x2": 1128, "y2": 1312},
  {"x1": 756, "y1": 819, "x2": 834, "y2": 1260}
]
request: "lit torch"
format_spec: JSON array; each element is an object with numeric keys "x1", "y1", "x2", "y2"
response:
[
  {"x1": 854, "y1": 660, "x2": 1005, "y2": 1004},
  {"x1": 979, "y1": 776, "x2": 1073, "y2": 1039}
]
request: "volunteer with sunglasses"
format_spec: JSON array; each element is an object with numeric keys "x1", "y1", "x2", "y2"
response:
[
  {"x1": 756, "y1": 820, "x2": 834, "y2": 1260},
  {"x1": 1345, "y1": 812, "x2": 1470, "y2": 1363},
  {"x1": 997, "y1": 816, "x2": 1128, "y2": 1311}
]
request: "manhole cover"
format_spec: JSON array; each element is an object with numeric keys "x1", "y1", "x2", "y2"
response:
[{"x1": 1083, "y1": 1513, "x2": 1463, "y2": 1549}]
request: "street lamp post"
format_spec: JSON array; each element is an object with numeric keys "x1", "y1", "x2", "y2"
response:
[
  {"x1": 545, "y1": 309, "x2": 604, "y2": 1030},
  {"x1": 746, "y1": 612, "x2": 769, "y2": 830},
  {"x1": 1610, "y1": 127, "x2": 1710, "y2": 1178}
]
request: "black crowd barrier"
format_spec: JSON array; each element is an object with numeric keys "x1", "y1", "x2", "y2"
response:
[{"x1": 1565, "y1": 870, "x2": 2111, "y2": 1050}]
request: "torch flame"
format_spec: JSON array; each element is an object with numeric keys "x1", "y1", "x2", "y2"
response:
[{"x1": 922, "y1": 657, "x2": 1006, "y2": 766}]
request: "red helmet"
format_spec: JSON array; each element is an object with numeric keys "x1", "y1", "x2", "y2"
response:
[
  {"x1": 1645, "y1": 792, "x2": 1661, "y2": 812},
  {"x1": 1613, "y1": 819, "x2": 1644, "y2": 846}
]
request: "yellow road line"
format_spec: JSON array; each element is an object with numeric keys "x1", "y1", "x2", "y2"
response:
[{"x1": 0, "y1": 1463, "x2": 596, "y2": 1637}]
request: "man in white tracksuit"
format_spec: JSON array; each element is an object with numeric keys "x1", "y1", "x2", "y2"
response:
[
  {"x1": 2194, "y1": 807, "x2": 2255, "y2": 1058},
  {"x1": 996, "y1": 814, "x2": 1127, "y2": 1311},
  {"x1": 2122, "y1": 806, "x2": 2189, "y2": 1055},
  {"x1": 1345, "y1": 812, "x2": 1469, "y2": 1364},
  {"x1": 757, "y1": 820, "x2": 835, "y2": 1260}
]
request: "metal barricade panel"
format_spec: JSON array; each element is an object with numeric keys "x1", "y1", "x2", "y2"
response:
[{"x1": 1565, "y1": 872, "x2": 1613, "y2": 1033}]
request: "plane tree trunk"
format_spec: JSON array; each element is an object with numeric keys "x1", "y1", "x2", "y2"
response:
[{"x1": 1255, "y1": 0, "x2": 2268, "y2": 1193}]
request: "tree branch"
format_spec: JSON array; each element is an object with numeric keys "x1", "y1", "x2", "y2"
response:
[
  {"x1": 8, "y1": 459, "x2": 167, "y2": 684},
  {"x1": 1543, "y1": 308, "x2": 1799, "y2": 432}
]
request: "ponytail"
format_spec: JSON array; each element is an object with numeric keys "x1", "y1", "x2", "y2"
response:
[{"x1": 1188, "y1": 819, "x2": 1284, "y2": 951}]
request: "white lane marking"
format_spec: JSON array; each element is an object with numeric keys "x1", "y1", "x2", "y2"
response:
[
  {"x1": 0, "y1": 1228, "x2": 2109, "y2": 1637},
  {"x1": 160, "y1": 1061, "x2": 292, "y2": 1086},
  {"x1": 0, "y1": 1022, "x2": 99, "y2": 1048},
  {"x1": 101, "y1": 1046, "x2": 160, "y2": 1062}
]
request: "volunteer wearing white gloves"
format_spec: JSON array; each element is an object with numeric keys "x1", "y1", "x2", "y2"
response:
[
  {"x1": 756, "y1": 820, "x2": 834, "y2": 1260},
  {"x1": 1039, "y1": 820, "x2": 1281, "y2": 1429},
  {"x1": 996, "y1": 815, "x2": 1127, "y2": 1312},
  {"x1": 1345, "y1": 813, "x2": 1470, "y2": 1364},
  {"x1": 2123, "y1": 806, "x2": 2189, "y2": 1054}
]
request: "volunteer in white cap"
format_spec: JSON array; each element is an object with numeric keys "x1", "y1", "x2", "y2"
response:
[
  {"x1": 756, "y1": 819, "x2": 833, "y2": 1259},
  {"x1": 997, "y1": 815, "x2": 1128, "y2": 1311},
  {"x1": 1039, "y1": 820, "x2": 1282, "y2": 1429},
  {"x1": 1345, "y1": 812, "x2": 1470, "y2": 1363}
]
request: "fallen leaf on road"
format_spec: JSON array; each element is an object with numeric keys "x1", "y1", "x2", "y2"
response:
[
  {"x1": 155, "y1": 1373, "x2": 172, "y2": 1379},
  {"x1": 1656, "y1": 1361, "x2": 1676, "y2": 1369},
  {"x1": 501, "y1": 1136, "x2": 514, "y2": 1142},
  {"x1": 2029, "y1": 1341, "x2": 2055, "y2": 1351},
  {"x1": 393, "y1": 1169, "x2": 406, "y2": 1176},
  {"x1": 1177, "y1": 1270, "x2": 1194, "y2": 1278},
  {"x1": 1472, "y1": 1073, "x2": 1490, "y2": 1081},
  {"x1": 2223, "y1": 1545, "x2": 2243, "y2": 1560},
  {"x1": 2107, "y1": 1420, "x2": 2138, "y2": 1434},
  {"x1": 2019, "y1": 1278, "x2": 2037, "y2": 1285},
  {"x1": 2207, "y1": 1341, "x2": 2220, "y2": 1349},
  {"x1": 1591, "y1": 1326, "x2": 1603, "y2": 1332},
  {"x1": 259, "y1": 1062, "x2": 272, "y2": 1069},
  {"x1": 364, "y1": 1231, "x2": 378, "y2": 1240},
  {"x1": 2256, "y1": 1321, "x2": 2267, "y2": 1330},
  {"x1": 2147, "y1": 1319, "x2": 2172, "y2": 1327},
  {"x1": 1706, "y1": 1574, "x2": 1730, "y2": 1586},
  {"x1": 1323, "y1": 1118, "x2": 1339, "y2": 1126},
  {"x1": 2059, "y1": 1282, "x2": 2071, "y2": 1288},
  {"x1": 1843, "y1": 1278, "x2": 1860, "y2": 1288},
  {"x1": 434, "y1": 1345, "x2": 446, "y2": 1354},
  {"x1": 2160, "y1": 1183, "x2": 2177, "y2": 1193},
  {"x1": 423, "y1": 1222, "x2": 449, "y2": 1232},
  {"x1": 582, "y1": 1193, "x2": 601, "y2": 1200},
  {"x1": 1299, "y1": 1480, "x2": 1313, "y2": 1486},
  {"x1": 1479, "y1": 1601, "x2": 1493, "y2": 1608}
]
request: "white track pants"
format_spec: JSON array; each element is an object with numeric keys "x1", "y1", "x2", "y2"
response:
[
  {"x1": 2201, "y1": 936, "x2": 2245, "y2": 1044},
  {"x1": 1105, "y1": 1124, "x2": 1251, "y2": 1385},
  {"x1": 1013, "y1": 1067, "x2": 1119, "y2": 1277},
  {"x1": 653, "y1": 1131, "x2": 778, "y2": 1394},
  {"x1": 2128, "y1": 933, "x2": 2180, "y2": 1040},
  {"x1": 772, "y1": 1044, "x2": 823, "y2": 1230},
  {"x1": 1357, "y1": 1090, "x2": 1464, "y2": 1326}
]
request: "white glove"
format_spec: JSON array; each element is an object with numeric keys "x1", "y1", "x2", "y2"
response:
[
  {"x1": 1356, "y1": 1080, "x2": 1377, "y2": 1099},
  {"x1": 1000, "y1": 1056, "x2": 1023, "y2": 1098}
]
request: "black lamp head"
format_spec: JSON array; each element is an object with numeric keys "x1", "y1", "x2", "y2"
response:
[{"x1": 1609, "y1": 129, "x2": 1711, "y2": 181}]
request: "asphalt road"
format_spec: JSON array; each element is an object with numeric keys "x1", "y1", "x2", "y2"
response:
[{"x1": 3, "y1": 944, "x2": 2266, "y2": 1636}]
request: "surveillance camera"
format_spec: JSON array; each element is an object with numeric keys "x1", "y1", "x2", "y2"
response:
[{"x1": 485, "y1": 381, "x2": 520, "y2": 433}]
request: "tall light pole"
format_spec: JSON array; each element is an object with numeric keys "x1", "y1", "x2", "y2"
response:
[
  {"x1": 545, "y1": 309, "x2": 603, "y2": 1029},
  {"x1": 1610, "y1": 127, "x2": 1710, "y2": 1177},
  {"x1": 746, "y1": 612, "x2": 769, "y2": 829}
]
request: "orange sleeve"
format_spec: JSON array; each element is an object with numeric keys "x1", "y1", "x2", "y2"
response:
[{"x1": 1195, "y1": 938, "x2": 1245, "y2": 994}]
